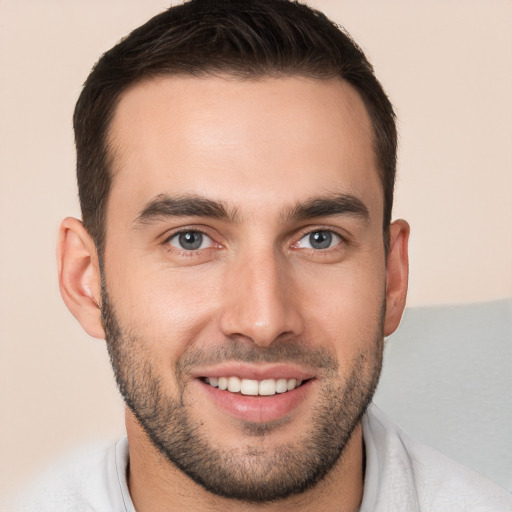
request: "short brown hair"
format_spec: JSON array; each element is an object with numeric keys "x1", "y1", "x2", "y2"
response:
[{"x1": 74, "y1": 0, "x2": 397, "y2": 253}]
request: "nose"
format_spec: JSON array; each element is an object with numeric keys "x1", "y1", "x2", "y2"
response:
[{"x1": 219, "y1": 251, "x2": 304, "y2": 347}]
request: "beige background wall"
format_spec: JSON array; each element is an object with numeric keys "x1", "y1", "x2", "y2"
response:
[{"x1": 1, "y1": 0, "x2": 511, "y2": 500}]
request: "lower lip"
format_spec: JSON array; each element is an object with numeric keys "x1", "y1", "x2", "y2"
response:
[{"x1": 197, "y1": 379, "x2": 314, "y2": 423}]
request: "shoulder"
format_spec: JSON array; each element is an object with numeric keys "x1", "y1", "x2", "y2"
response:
[
  {"x1": 3, "y1": 438, "x2": 132, "y2": 512},
  {"x1": 361, "y1": 404, "x2": 512, "y2": 512}
]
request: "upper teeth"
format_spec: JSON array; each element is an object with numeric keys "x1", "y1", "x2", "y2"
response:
[{"x1": 205, "y1": 377, "x2": 302, "y2": 396}]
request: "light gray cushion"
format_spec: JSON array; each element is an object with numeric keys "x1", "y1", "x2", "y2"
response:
[{"x1": 374, "y1": 298, "x2": 512, "y2": 492}]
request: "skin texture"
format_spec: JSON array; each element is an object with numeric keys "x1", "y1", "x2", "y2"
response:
[{"x1": 57, "y1": 76, "x2": 409, "y2": 512}]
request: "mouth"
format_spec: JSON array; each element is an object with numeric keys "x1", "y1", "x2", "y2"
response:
[
  {"x1": 195, "y1": 367, "x2": 315, "y2": 423},
  {"x1": 202, "y1": 376, "x2": 306, "y2": 396}
]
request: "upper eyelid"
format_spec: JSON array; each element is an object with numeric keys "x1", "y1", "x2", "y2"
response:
[
  {"x1": 162, "y1": 226, "x2": 215, "y2": 243},
  {"x1": 298, "y1": 229, "x2": 342, "y2": 240},
  {"x1": 166, "y1": 229, "x2": 212, "y2": 241},
  {"x1": 294, "y1": 225, "x2": 348, "y2": 242}
]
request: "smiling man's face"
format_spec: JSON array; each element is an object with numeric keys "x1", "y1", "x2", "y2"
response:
[{"x1": 97, "y1": 75, "x2": 408, "y2": 502}]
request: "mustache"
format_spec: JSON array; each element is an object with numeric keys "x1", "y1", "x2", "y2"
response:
[{"x1": 177, "y1": 338, "x2": 339, "y2": 376}]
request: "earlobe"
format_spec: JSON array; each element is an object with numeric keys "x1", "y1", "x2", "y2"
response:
[
  {"x1": 57, "y1": 217, "x2": 106, "y2": 340},
  {"x1": 383, "y1": 219, "x2": 410, "y2": 337}
]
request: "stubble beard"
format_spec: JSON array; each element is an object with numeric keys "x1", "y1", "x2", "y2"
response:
[{"x1": 101, "y1": 285, "x2": 384, "y2": 503}]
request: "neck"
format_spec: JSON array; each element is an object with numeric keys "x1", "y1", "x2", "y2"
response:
[{"x1": 126, "y1": 409, "x2": 365, "y2": 512}]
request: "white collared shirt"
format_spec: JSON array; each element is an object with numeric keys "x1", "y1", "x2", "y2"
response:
[{"x1": 6, "y1": 404, "x2": 512, "y2": 511}]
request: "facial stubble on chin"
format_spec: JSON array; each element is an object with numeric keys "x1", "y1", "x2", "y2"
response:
[{"x1": 101, "y1": 283, "x2": 384, "y2": 503}]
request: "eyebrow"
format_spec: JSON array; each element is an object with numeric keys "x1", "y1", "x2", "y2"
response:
[
  {"x1": 283, "y1": 194, "x2": 370, "y2": 223},
  {"x1": 133, "y1": 192, "x2": 370, "y2": 228},
  {"x1": 133, "y1": 194, "x2": 239, "y2": 227}
]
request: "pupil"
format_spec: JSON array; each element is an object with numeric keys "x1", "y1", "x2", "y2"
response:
[
  {"x1": 179, "y1": 232, "x2": 202, "y2": 250},
  {"x1": 310, "y1": 231, "x2": 332, "y2": 249}
]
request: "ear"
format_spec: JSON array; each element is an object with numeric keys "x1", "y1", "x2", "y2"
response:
[
  {"x1": 383, "y1": 219, "x2": 410, "y2": 337},
  {"x1": 57, "y1": 217, "x2": 105, "y2": 339}
]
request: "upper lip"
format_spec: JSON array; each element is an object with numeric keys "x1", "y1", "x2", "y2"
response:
[{"x1": 190, "y1": 362, "x2": 315, "y2": 381}]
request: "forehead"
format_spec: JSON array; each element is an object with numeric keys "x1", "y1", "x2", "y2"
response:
[{"x1": 106, "y1": 75, "x2": 382, "y2": 226}]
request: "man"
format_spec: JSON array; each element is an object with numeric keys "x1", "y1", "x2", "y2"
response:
[{"x1": 10, "y1": 0, "x2": 512, "y2": 511}]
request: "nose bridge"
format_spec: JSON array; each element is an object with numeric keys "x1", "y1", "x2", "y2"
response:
[{"x1": 220, "y1": 245, "x2": 303, "y2": 346}]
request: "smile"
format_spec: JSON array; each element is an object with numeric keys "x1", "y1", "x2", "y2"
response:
[{"x1": 204, "y1": 376, "x2": 304, "y2": 396}]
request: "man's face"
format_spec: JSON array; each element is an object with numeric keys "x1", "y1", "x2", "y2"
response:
[{"x1": 101, "y1": 76, "x2": 394, "y2": 501}]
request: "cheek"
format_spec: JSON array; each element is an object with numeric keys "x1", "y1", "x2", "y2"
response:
[
  {"x1": 105, "y1": 259, "x2": 223, "y2": 354},
  {"x1": 298, "y1": 260, "x2": 386, "y2": 359}
]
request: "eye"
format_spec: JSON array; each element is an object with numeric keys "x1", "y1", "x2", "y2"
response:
[
  {"x1": 167, "y1": 231, "x2": 213, "y2": 251},
  {"x1": 296, "y1": 230, "x2": 342, "y2": 250}
]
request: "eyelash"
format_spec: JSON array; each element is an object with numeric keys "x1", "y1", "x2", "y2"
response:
[
  {"x1": 163, "y1": 226, "x2": 347, "y2": 255},
  {"x1": 292, "y1": 227, "x2": 347, "y2": 252},
  {"x1": 163, "y1": 228, "x2": 218, "y2": 255}
]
